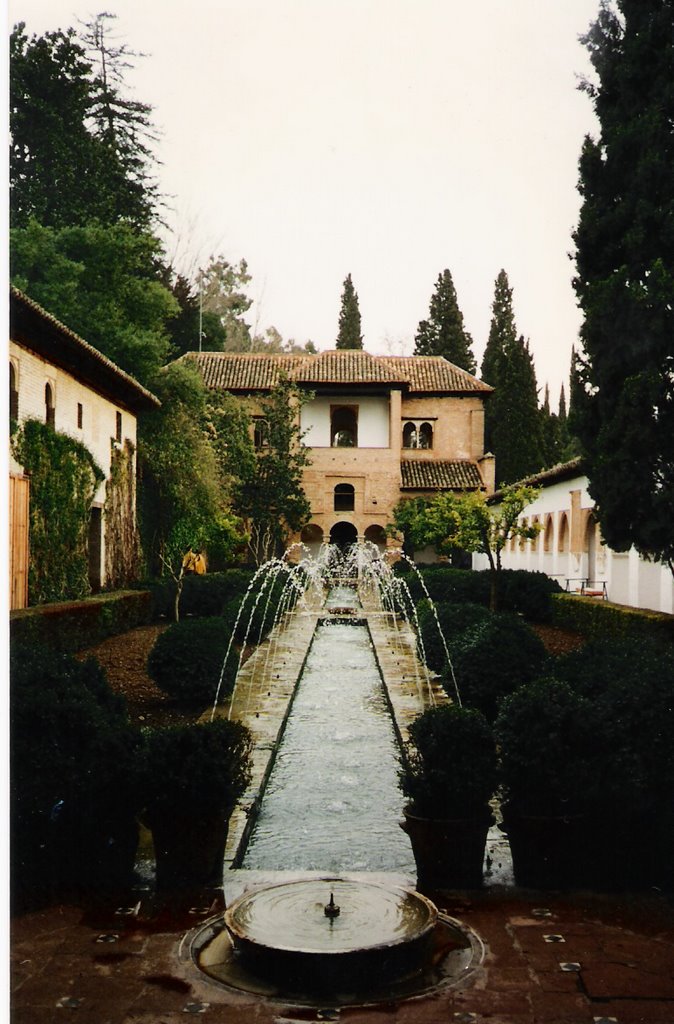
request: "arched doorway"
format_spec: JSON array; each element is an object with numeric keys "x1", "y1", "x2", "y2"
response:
[
  {"x1": 300, "y1": 523, "x2": 324, "y2": 559},
  {"x1": 330, "y1": 521, "x2": 358, "y2": 549},
  {"x1": 364, "y1": 524, "x2": 387, "y2": 554}
]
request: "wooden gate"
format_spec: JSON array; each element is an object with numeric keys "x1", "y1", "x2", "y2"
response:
[{"x1": 10, "y1": 474, "x2": 29, "y2": 610}]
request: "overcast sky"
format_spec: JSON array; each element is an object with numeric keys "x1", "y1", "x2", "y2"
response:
[{"x1": 10, "y1": 0, "x2": 601, "y2": 401}]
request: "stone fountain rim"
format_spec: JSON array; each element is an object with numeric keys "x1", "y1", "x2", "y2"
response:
[{"x1": 223, "y1": 875, "x2": 438, "y2": 956}]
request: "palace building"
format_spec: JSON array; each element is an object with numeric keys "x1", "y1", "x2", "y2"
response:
[{"x1": 184, "y1": 349, "x2": 494, "y2": 553}]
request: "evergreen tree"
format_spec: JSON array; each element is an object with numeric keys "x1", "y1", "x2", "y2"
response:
[
  {"x1": 10, "y1": 21, "x2": 158, "y2": 229},
  {"x1": 481, "y1": 270, "x2": 516, "y2": 454},
  {"x1": 413, "y1": 269, "x2": 476, "y2": 372},
  {"x1": 336, "y1": 274, "x2": 363, "y2": 349},
  {"x1": 572, "y1": 0, "x2": 674, "y2": 572},
  {"x1": 481, "y1": 271, "x2": 543, "y2": 483},
  {"x1": 540, "y1": 384, "x2": 560, "y2": 468}
]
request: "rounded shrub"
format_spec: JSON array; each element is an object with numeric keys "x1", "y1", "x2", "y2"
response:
[
  {"x1": 415, "y1": 599, "x2": 491, "y2": 673},
  {"x1": 494, "y1": 677, "x2": 603, "y2": 817},
  {"x1": 138, "y1": 718, "x2": 253, "y2": 819},
  {"x1": 497, "y1": 569, "x2": 563, "y2": 623},
  {"x1": 180, "y1": 568, "x2": 255, "y2": 618},
  {"x1": 147, "y1": 616, "x2": 239, "y2": 708},
  {"x1": 446, "y1": 612, "x2": 547, "y2": 722},
  {"x1": 11, "y1": 643, "x2": 140, "y2": 907},
  {"x1": 400, "y1": 704, "x2": 497, "y2": 819}
]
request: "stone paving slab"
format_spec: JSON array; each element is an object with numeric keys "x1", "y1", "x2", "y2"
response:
[{"x1": 11, "y1": 889, "x2": 674, "y2": 1023}]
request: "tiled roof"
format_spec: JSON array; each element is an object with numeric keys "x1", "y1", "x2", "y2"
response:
[
  {"x1": 378, "y1": 356, "x2": 492, "y2": 393},
  {"x1": 400, "y1": 459, "x2": 484, "y2": 491},
  {"x1": 184, "y1": 350, "x2": 491, "y2": 394},
  {"x1": 10, "y1": 287, "x2": 160, "y2": 411}
]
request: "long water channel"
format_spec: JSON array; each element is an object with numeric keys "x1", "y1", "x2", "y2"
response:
[{"x1": 241, "y1": 619, "x2": 416, "y2": 875}]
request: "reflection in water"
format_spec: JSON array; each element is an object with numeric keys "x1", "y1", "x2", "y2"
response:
[{"x1": 241, "y1": 621, "x2": 415, "y2": 873}]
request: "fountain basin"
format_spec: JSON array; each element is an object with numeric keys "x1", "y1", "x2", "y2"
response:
[
  {"x1": 192, "y1": 875, "x2": 482, "y2": 1005},
  {"x1": 224, "y1": 877, "x2": 436, "y2": 991}
]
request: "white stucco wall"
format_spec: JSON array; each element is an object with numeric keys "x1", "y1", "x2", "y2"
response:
[
  {"x1": 471, "y1": 472, "x2": 674, "y2": 615},
  {"x1": 301, "y1": 394, "x2": 390, "y2": 448},
  {"x1": 10, "y1": 339, "x2": 139, "y2": 588}
]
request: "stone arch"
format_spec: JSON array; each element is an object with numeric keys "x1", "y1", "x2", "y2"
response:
[
  {"x1": 300, "y1": 523, "x2": 324, "y2": 559},
  {"x1": 330, "y1": 521, "x2": 358, "y2": 548},
  {"x1": 364, "y1": 524, "x2": 387, "y2": 553},
  {"x1": 543, "y1": 514, "x2": 554, "y2": 553}
]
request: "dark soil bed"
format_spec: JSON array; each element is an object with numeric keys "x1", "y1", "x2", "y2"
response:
[
  {"x1": 79, "y1": 623, "x2": 195, "y2": 728},
  {"x1": 530, "y1": 622, "x2": 585, "y2": 657}
]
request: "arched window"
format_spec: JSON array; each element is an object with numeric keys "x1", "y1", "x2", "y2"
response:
[
  {"x1": 331, "y1": 406, "x2": 358, "y2": 447},
  {"x1": 253, "y1": 418, "x2": 269, "y2": 448},
  {"x1": 558, "y1": 512, "x2": 570, "y2": 553},
  {"x1": 9, "y1": 363, "x2": 18, "y2": 422},
  {"x1": 519, "y1": 518, "x2": 528, "y2": 550},
  {"x1": 45, "y1": 383, "x2": 55, "y2": 427},
  {"x1": 531, "y1": 516, "x2": 540, "y2": 551},
  {"x1": 334, "y1": 483, "x2": 355, "y2": 512},
  {"x1": 402, "y1": 420, "x2": 433, "y2": 449}
]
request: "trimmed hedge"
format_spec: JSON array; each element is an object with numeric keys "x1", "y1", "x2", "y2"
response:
[
  {"x1": 140, "y1": 568, "x2": 257, "y2": 620},
  {"x1": 10, "y1": 590, "x2": 153, "y2": 654},
  {"x1": 394, "y1": 565, "x2": 562, "y2": 622},
  {"x1": 147, "y1": 614, "x2": 240, "y2": 709},
  {"x1": 551, "y1": 592, "x2": 674, "y2": 641},
  {"x1": 446, "y1": 612, "x2": 548, "y2": 722}
]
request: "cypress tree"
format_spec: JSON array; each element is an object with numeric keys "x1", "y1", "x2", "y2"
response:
[
  {"x1": 336, "y1": 274, "x2": 363, "y2": 350},
  {"x1": 481, "y1": 270, "x2": 517, "y2": 454},
  {"x1": 414, "y1": 269, "x2": 476, "y2": 372},
  {"x1": 572, "y1": 0, "x2": 674, "y2": 571}
]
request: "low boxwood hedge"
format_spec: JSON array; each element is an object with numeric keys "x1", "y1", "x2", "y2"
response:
[
  {"x1": 10, "y1": 589, "x2": 153, "y2": 654},
  {"x1": 414, "y1": 599, "x2": 491, "y2": 674},
  {"x1": 392, "y1": 565, "x2": 561, "y2": 622},
  {"x1": 551, "y1": 592, "x2": 674, "y2": 641}
]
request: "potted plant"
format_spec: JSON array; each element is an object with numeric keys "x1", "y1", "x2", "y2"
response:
[
  {"x1": 399, "y1": 704, "x2": 497, "y2": 890},
  {"x1": 494, "y1": 677, "x2": 604, "y2": 889},
  {"x1": 138, "y1": 718, "x2": 252, "y2": 890}
]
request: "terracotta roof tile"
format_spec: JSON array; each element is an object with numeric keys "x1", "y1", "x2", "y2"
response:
[
  {"x1": 400, "y1": 459, "x2": 484, "y2": 490},
  {"x1": 184, "y1": 350, "x2": 491, "y2": 394}
]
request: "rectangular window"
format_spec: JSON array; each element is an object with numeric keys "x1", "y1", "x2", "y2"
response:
[
  {"x1": 77, "y1": 403, "x2": 83, "y2": 429},
  {"x1": 115, "y1": 411, "x2": 122, "y2": 442}
]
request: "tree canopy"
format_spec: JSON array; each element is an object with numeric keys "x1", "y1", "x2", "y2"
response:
[
  {"x1": 414, "y1": 269, "x2": 476, "y2": 373},
  {"x1": 336, "y1": 274, "x2": 363, "y2": 349},
  {"x1": 572, "y1": 0, "x2": 674, "y2": 573}
]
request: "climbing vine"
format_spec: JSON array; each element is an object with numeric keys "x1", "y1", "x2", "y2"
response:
[
  {"x1": 105, "y1": 440, "x2": 142, "y2": 589},
  {"x1": 12, "y1": 419, "x2": 104, "y2": 604}
]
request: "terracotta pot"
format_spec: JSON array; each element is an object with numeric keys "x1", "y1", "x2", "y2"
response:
[
  {"x1": 400, "y1": 806, "x2": 493, "y2": 891},
  {"x1": 147, "y1": 809, "x2": 230, "y2": 891},
  {"x1": 501, "y1": 809, "x2": 598, "y2": 890}
]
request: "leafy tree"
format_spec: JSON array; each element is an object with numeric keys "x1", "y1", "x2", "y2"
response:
[
  {"x1": 336, "y1": 273, "x2": 363, "y2": 349},
  {"x1": 197, "y1": 257, "x2": 253, "y2": 352},
  {"x1": 10, "y1": 21, "x2": 157, "y2": 229},
  {"x1": 165, "y1": 272, "x2": 227, "y2": 357},
  {"x1": 220, "y1": 376, "x2": 312, "y2": 564},
  {"x1": 11, "y1": 219, "x2": 177, "y2": 386},
  {"x1": 138, "y1": 362, "x2": 245, "y2": 576},
  {"x1": 390, "y1": 486, "x2": 541, "y2": 611},
  {"x1": 572, "y1": 0, "x2": 674, "y2": 574},
  {"x1": 414, "y1": 269, "x2": 476, "y2": 372}
]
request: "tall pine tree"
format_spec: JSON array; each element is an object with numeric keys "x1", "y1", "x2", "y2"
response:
[
  {"x1": 413, "y1": 269, "x2": 476, "y2": 372},
  {"x1": 336, "y1": 274, "x2": 363, "y2": 349},
  {"x1": 481, "y1": 271, "x2": 543, "y2": 484},
  {"x1": 572, "y1": 0, "x2": 674, "y2": 572}
]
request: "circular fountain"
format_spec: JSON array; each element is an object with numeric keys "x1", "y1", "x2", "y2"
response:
[{"x1": 192, "y1": 877, "x2": 484, "y2": 1005}]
